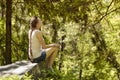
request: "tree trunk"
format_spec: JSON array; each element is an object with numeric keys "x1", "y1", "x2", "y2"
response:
[
  {"x1": 51, "y1": 20, "x2": 58, "y2": 43},
  {"x1": 90, "y1": 24, "x2": 120, "y2": 79},
  {"x1": 1, "y1": 0, "x2": 4, "y2": 18},
  {"x1": 5, "y1": 0, "x2": 12, "y2": 64}
]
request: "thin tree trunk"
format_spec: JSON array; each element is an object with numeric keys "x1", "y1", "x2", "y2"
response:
[
  {"x1": 1, "y1": 0, "x2": 3, "y2": 18},
  {"x1": 51, "y1": 20, "x2": 58, "y2": 43},
  {"x1": 79, "y1": 69, "x2": 82, "y2": 80},
  {"x1": 5, "y1": 0, "x2": 12, "y2": 64},
  {"x1": 58, "y1": 35, "x2": 66, "y2": 71}
]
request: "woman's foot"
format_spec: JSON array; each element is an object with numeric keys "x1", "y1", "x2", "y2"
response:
[
  {"x1": 47, "y1": 66, "x2": 55, "y2": 73},
  {"x1": 45, "y1": 66, "x2": 56, "y2": 77}
]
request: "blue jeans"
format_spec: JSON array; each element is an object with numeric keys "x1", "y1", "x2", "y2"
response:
[{"x1": 31, "y1": 51, "x2": 46, "y2": 63}]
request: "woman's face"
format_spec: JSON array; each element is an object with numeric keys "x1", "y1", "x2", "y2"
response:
[{"x1": 36, "y1": 18, "x2": 42, "y2": 29}]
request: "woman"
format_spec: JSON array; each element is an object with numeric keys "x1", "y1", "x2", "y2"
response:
[{"x1": 28, "y1": 16, "x2": 60, "y2": 70}]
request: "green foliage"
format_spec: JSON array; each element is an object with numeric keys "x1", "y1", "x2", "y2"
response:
[
  {"x1": 0, "y1": 74, "x2": 33, "y2": 80},
  {"x1": 0, "y1": 0, "x2": 120, "y2": 79},
  {"x1": 0, "y1": 75, "x2": 20, "y2": 80}
]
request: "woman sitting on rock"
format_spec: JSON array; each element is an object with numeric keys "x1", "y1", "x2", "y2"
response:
[{"x1": 28, "y1": 16, "x2": 60, "y2": 71}]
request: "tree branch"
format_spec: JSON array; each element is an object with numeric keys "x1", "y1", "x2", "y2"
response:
[
  {"x1": 93, "y1": 0, "x2": 115, "y2": 26},
  {"x1": 93, "y1": 7, "x2": 120, "y2": 26}
]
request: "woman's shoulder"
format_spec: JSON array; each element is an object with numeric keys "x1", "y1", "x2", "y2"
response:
[
  {"x1": 34, "y1": 29, "x2": 41, "y2": 33},
  {"x1": 34, "y1": 29, "x2": 42, "y2": 35}
]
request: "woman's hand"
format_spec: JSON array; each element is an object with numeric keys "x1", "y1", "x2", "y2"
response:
[
  {"x1": 52, "y1": 43, "x2": 60, "y2": 48},
  {"x1": 29, "y1": 48, "x2": 34, "y2": 60},
  {"x1": 30, "y1": 55, "x2": 33, "y2": 60},
  {"x1": 28, "y1": 53, "x2": 33, "y2": 60}
]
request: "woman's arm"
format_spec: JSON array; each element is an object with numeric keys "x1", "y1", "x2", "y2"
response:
[{"x1": 36, "y1": 30, "x2": 59, "y2": 49}]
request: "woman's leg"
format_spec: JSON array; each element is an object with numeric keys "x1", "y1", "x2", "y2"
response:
[
  {"x1": 45, "y1": 46, "x2": 59, "y2": 68},
  {"x1": 47, "y1": 48, "x2": 58, "y2": 68}
]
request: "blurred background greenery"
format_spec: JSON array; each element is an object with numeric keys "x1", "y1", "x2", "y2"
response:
[{"x1": 0, "y1": 0, "x2": 120, "y2": 80}]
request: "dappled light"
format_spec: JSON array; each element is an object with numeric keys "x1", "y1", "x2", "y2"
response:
[{"x1": 0, "y1": 0, "x2": 120, "y2": 80}]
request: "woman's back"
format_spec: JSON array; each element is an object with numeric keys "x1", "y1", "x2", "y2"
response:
[{"x1": 29, "y1": 29, "x2": 42, "y2": 58}]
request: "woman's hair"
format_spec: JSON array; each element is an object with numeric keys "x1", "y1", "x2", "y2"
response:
[
  {"x1": 29, "y1": 16, "x2": 39, "y2": 59},
  {"x1": 30, "y1": 16, "x2": 39, "y2": 29}
]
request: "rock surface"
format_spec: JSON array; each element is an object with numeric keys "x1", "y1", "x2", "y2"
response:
[{"x1": 0, "y1": 60, "x2": 46, "y2": 79}]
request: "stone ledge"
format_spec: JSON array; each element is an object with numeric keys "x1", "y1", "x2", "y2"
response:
[{"x1": 0, "y1": 60, "x2": 45, "y2": 79}]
